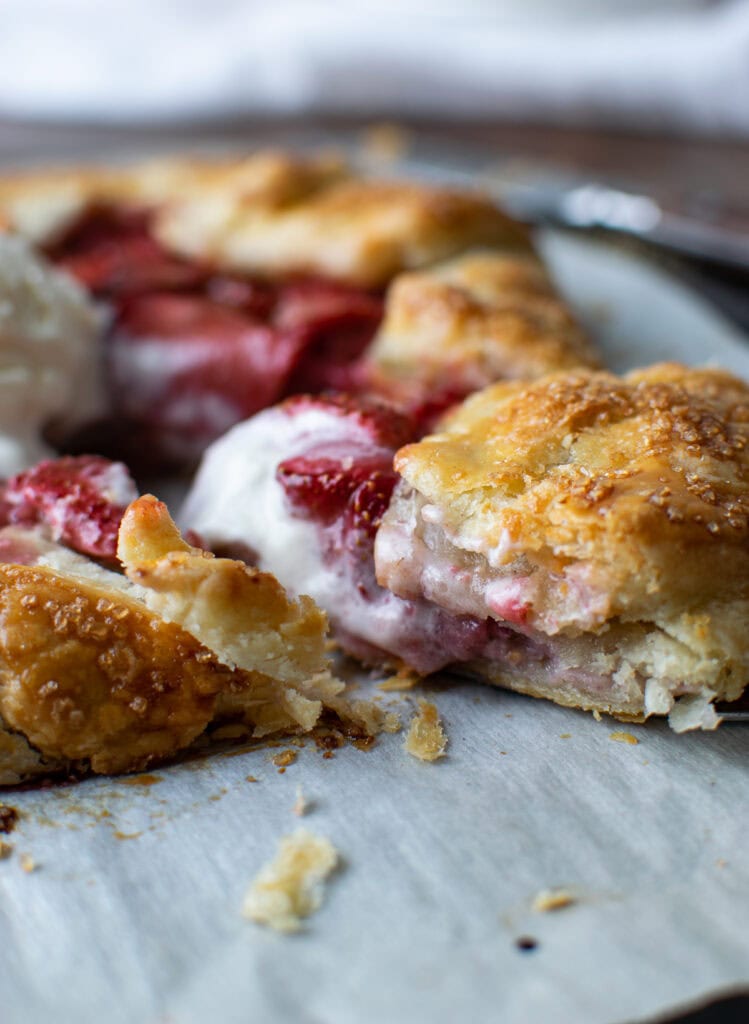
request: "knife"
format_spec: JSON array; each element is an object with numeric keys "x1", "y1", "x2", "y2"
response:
[{"x1": 397, "y1": 158, "x2": 749, "y2": 275}]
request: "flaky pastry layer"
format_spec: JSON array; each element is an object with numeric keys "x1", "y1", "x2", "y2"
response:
[
  {"x1": 392, "y1": 364, "x2": 749, "y2": 624},
  {"x1": 0, "y1": 497, "x2": 344, "y2": 784},
  {"x1": 378, "y1": 363, "x2": 749, "y2": 721},
  {"x1": 0, "y1": 150, "x2": 532, "y2": 288},
  {"x1": 367, "y1": 249, "x2": 598, "y2": 391}
]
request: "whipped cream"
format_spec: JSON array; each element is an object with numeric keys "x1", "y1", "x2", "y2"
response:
[
  {"x1": 0, "y1": 234, "x2": 104, "y2": 477},
  {"x1": 180, "y1": 404, "x2": 452, "y2": 668}
]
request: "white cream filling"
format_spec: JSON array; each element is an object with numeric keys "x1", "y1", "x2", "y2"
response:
[
  {"x1": 0, "y1": 235, "x2": 105, "y2": 477},
  {"x1": 180, "y1": 405, "x2": 446, "y2": 660}
]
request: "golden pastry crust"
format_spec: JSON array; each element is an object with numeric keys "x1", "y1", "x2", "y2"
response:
[
  {"x1": 118, "y1": 495, "x2": 343, "y2": 738},
  {"x1": 0, "y1": 150, "x2": 528, "y2": 288},
  {"x1": 0, "y1": 150, "x2": 347, "y2": 247},
  {"x1": 379, "y1": 364, "x2": 749, "y2": 721},
  {"x1": 118, "y1": 495, "x2": 329, "y2": 686},
  {"x1": 0, "y1": 496, "x2": 340, "y2": 783},
  {"x1": 366, "y1": 249, "x2": 598, "y2": 392},
  {"x1": 0, "y1": 561, "x2": 236, "y2": 775},
  {"x1": 153, "y1": 172, "x2": 532, "y2": 288},
  {"x1": 394, "y1": 363, "x2": 749, "y2": 622}
]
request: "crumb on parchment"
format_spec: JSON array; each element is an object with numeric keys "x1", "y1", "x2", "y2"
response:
[
  {"x1": 19, "y1": 853, "x2": 36, "y2": 873},
  {"x1": 292, "y1": 786, "x2": 307, "y2": 817},
  {"x1": 404, "y1": 700, "x2": 447, "y2": 762},
  {"x1": 0, "y1": 840, "x2": 13, "y2": 859},
  {"x1": 610, "y1": 731, "x2": 639, "y2": 745},
  {"x1": 272, "y1": 750, "x2": 298, "y2": 770},
  {"x1": 531, "y1": 888, "x2": 577, "y2": 913},
  {"x1": 378, "y1": 667, "x2": 420, "y2": 692},
  {"x1": 243, "y1": 829, "x2": 338, "y2": 933}
]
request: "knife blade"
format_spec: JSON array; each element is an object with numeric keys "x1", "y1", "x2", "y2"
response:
[{"x1": 397, "y1": 158, "x2": 749, "y2": 274}]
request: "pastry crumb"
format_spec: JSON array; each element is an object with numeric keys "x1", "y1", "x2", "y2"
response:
[
  {"x1": 404, "y1": 700, "x2": 447, "y2": 762},
  {"x1": 382, "y1": 711, "x2": 402, "y2": 734},
  {"x1": 19, "y1": 853, "x2": 36, "y2": 873},
  {"x1": 592, "y1": 710, "x2": 602, "y2": 722},
  {"x1": 272, "y1": 749, "x2": 298, "y2": 770},
  {"x1": 610, "y1": 731, "x2": 639, "y2": 745},
  {"x1": 243, "y1": 829, "x2": 338, "y2": 933},
  {"x1": 246, "y1": 775, "x2": 259, "y2": 783},
  {"x1": 559, "y1": 733, "x2": 572, "y2": 739},
  {"x1": 292, "y1": 785, "x2": 308, "y2": 817},
  {"x1": 0, "y1": 804, "x2": 19, "y2": 834},
  {"x1": 531, "y1": 887, "x2": 576, "y2": 913},
  {"x1": 0, "y1": 840, "x2": 13, "y2": 859},
  {"x1": 378, "y1": 668, "x2": 420, "y2": 692},
  {"x1": 716, "y1": 858, "x2": 728, "y2": 869}
]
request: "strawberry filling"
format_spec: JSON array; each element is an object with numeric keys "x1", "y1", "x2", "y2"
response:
[
  {"x1": 45, "y1": 206, "x2": 205, "y2": 297},
  {"x1": 269, "y1": 394, "x2": 544, "y2": 672},
  {"x1": 45, "y1": 206, "x2": 386, "y2": 466},
  {"x1": 0, "y1": 455, "x2": 137, "y2": 560}
]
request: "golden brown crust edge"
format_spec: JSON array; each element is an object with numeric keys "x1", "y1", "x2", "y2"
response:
[
  {"x1": 0, "y1": 497, "x2": 339, "y2": 783},
  {"x1": 0, "y1": 561, "x2": 236, "y2": 776},
  {"x1": 0, "y1": 149, "x2": 533, "y2": 288},
  {"x1": 366, "y1": 248, "x2": 599, "y2": 393},
  {"x1": 0, "y1": 150, "x2": 348, "y2": 247},
  {"x1": 394, "y1": 363, "x2": 749, "y2": 622}
]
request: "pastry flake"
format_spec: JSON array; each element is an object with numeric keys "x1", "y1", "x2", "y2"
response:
[
  {"x1": 242, "y1": 828, "x2": 339, "y2": 933},
  {"x1": 404, "y1": 700, "x2": 447, "y2": 762}
]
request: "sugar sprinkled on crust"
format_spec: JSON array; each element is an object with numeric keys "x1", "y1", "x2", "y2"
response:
[
  {"x1": 242, "y1": 829, "x2": 338, "y2": 933},
  {"x1": 404, "y1": 700, "x2": 447, "y2": 762}
]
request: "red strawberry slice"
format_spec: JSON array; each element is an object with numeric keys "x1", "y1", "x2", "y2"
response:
[
  {"x1": 281, "y1": 392, "x2": 416, "y2": 452},
  {"x1": 277, "y1": 279, "x2": 383, "y2": 395},
  {"x1": 277, "y1": 449, "x2": 391, "y2": 523},
  {"x1": 276, "y1": 394, "x2": 411, "y2": 534},
  {"x1": 47, "y1": 207, "x2": 205, "y2": 298},
  {"x1": 2, "y1": 455, "x2": 138, "y2": 560},
  {"x1": 346, "y1": 470, "x2": 399, "y2": 542},
  {"x1": 205, "y1": 275, "x2": 276, "y2": 317},
  {"x1": 109, "y1": 293, "x2": 311, "y2": 462}
]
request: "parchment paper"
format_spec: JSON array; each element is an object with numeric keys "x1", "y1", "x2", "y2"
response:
[{"x1": 1, "y1": 231, "x2": 747, "y2": 1024}]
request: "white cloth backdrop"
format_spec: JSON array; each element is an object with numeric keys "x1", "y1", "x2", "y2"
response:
[{"x1": 0, "y1": 0, "x2": 747, "y2": 133}]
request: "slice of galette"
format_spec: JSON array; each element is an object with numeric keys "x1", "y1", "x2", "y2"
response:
[
  {"x1": 0, "y1": 151, "x2": 597, "y2": 467},
  {"x1": 0, "y1": 456, "x2": 353, "y2": 786},
  {"x1": 182, "y1": 365, "x2": 749, "y2": 728}
]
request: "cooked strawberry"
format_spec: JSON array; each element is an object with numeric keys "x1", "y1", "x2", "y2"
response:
[
  {"x1": 2, "y1": 455, "x2": 138, "y2": 559},
  {"x1": 277, "y1": 279, "x2": 383, "y2": 394},
  {"x1": 47, "y1": 207, "x2": 205, "y2": 297},
  {"x1": 277, "y1": 451, "x2": 390, "y2": 523},
  {"x1": 281, "y1": 392, "x2": 416, "y2": 451},
  {"x1": 205, "y1": 275, "x2": 276, "y2": 317},
  {"x1": 109, "y1": 293, "x2": 310, "y2": 463},
  {"x1": 345, "y1": 470, "x2": 399, "y2": 543}
]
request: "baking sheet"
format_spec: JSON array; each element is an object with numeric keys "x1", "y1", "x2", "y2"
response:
[{"x1": 1, "y1": 231, "x2": 748, "y2": 1024}]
